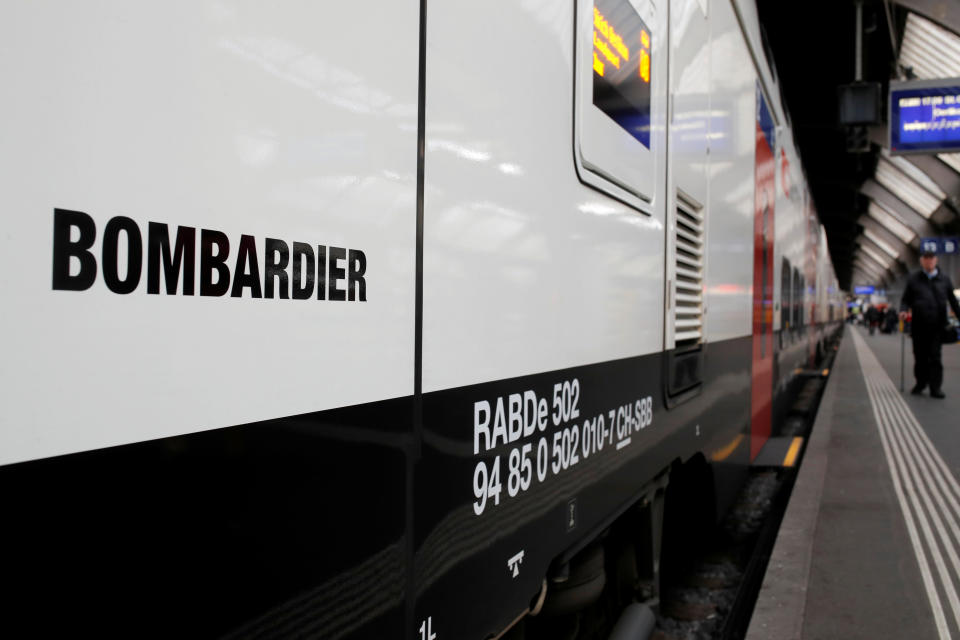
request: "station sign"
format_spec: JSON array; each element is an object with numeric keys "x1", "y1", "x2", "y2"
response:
[
  {"x1": 890, "y1": 77, "x2": 960, "y2": 155},
  {"x1": 921, "y1": 238, "x2": 939, "y2": 254},
  {"x1": 854, "y1": 285, "x2": 875, "y2": 295},
  {"x1": 920, "y1": 237, "x2": 960, "y2": 255}
]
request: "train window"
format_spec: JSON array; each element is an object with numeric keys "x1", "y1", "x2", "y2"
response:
[
  {"x1": 574, "y1": 0, "x2": 659, "y2": 211},
  {"x1": 592, "y1": 0, "x2": 653, "y2": 148},
  {"x1": 792, "y1": 267, "x2": 802, "y2": 330},
  {"x1": 781, "y1": 257, "x2": 792, "y2": 331},
  {"x1": 799, "y1": 274, "x2": 807, "y2": 329}
]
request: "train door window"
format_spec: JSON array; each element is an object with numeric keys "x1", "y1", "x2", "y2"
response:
[
  {"x1": 798, "y1": 274, "x2": 807, "y2": 329},
  {"x1": 781, "y1": 257, "x2": 792, "y2": 340},
  {"x1": 574, "y1": 0, "x2": 661, "y2": 212},
  {"x1": 792, "y1": 267, "x2": 802, "y2": 331}
]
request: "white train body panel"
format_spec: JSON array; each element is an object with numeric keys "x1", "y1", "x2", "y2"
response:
[
  {"x1": 0, "y1": 2, "x2": 420, "y2": 465},
  {"x1": 772, "y1": 129, "x2": 805, "y2": 332},
  {"x1": 702, "y1": 0, "x2": 757, "y2": 343},
  {"x1": 669, "y1": 0, "x2": 710, "y2": 210},
  {"x1": 665, "y1": 0, "x2": 709, "y2": 350},
  {"x1": 422, "y1": 0, "x2": 669, "y2": 391}
]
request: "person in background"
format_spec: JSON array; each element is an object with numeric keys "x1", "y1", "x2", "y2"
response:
[
  {"x1": 899, "y1": 250, "x2": 960, "y2": 398},
  {"x1": 865, "y1": 304, "x2": 880, "y2": 335},
  {"x1": 883, "y1": 306, "x2": 898, "y2": 334}
]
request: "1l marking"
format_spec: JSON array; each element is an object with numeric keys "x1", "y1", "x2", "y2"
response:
[{"x1": 419, "y1": 617, "x2": 437, "y2": 640}]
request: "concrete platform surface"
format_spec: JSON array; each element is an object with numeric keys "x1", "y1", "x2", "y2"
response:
[{"x1": 747, "y1": 326, "x2": 960, "y2": 640}]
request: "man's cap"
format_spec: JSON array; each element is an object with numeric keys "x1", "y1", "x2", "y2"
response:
[{"x1": 921, "y1": 249, "x2": 937, "y2": 258}]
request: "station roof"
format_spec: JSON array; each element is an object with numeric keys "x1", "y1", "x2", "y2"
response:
[{"x1": 757, "y1": 0, "x2": 960, "y2": 292}]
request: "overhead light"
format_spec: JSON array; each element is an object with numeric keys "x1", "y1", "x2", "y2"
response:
[
  {"x1": 854, "y1": 263, "x2": 884, "y2": 281},
  {"x1": 853, "y1": 271, "x2": 882, "y2": 286},
  {"x1": 862, "y1": 229, "x2": 900, "y2": 259},
  {"x1": 874, "y1": 158, "x2": 942, "y2": 218},
  {"x1": 939, "y1": 153, "x2": 960, "y2": 175},
  {"x1": 854, "y1": 274, "x2": 884, "y2": 288},
  {"x1": 898, "y1": 12, "x2": 960, "y2": 82},
  {"x1": 881, "y1": 150, "x2": 946, "y2": 199},
  {"x1": 854, "y1": 257, "x2": 885, "y2": 278},
  {"x1": 867, "y1": 201, "x2": 916, "y2": 243},
  {"x1": 853, "y1": 265, "x2": 879, "y2": 279},
  {"x1": 859, "y1": 245, "x2": 892, "y2": 269}
]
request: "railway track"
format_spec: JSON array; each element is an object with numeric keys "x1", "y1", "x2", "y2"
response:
[{"x1": 653, "y1": 341, "x2": 839, "y2": 640}]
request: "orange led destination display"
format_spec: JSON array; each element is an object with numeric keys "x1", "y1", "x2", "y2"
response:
[
  {"x1": 592, "y1": 0, "x2": 652, "y2": 147},
  {"x1": 593, "y1": 7, "x2": 630, "y2": 74}
]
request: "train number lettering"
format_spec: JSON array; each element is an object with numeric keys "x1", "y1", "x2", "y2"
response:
[
  {"x1": 507, "y1": 443, "x2": 533, "y2": 497},
  {"x1": 552, "y1": 379, "x2": 581, "y2": 426},
  {"x1": 471, "y1": 382, "x2": 654, "y2": 516},
  {"x1": 474, "y1": 391, "x2": 548, "y2": 455},
  {"x1": 638, "y1": 396, "x2": 653, "y2": 429},
  {"x1": 473, "y1": 456, "x2": 502, "y2": 516}
]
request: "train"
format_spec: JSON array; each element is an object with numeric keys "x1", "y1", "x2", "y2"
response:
[{"x1": 0, "y1": 0, "x2": 844, "y2": 638}]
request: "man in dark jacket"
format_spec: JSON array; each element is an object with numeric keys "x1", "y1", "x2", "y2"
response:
[
  {"x1": 899, "y1": 250, "x2": 960, "y2": 398},
  {"x1": 865, "y1": 305, "x2": 880, "y2": 335}
]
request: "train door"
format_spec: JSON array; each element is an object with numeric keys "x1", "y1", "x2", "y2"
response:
[
  {"x1": 750, "y1": 84, "x2": 776, "y2": 460},
  {"x1": 417, "y1": 1, "x2": 671, "y2": 637},
  {"x1": 664, "y1": 0, "x2": 709, "y2": 400},
  {"x1": 806, "y1": 198, "x2": 819, "y2": 366}
]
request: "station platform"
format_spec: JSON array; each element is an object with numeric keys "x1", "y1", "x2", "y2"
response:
[{"x1": 747, "y1": 325, "x2": 960, "y2": 640}]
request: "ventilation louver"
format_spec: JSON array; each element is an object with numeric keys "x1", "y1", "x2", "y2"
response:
[{"x1": 674, "y1": 194, "x2": 704, "y2": 347}]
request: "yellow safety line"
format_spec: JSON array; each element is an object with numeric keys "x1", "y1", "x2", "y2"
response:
[{"x1": 783, "y1": 436, "x2": 804, "y2": 467}]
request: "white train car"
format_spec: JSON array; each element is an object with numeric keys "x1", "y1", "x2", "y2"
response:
[{"x1": 0, "y1": 1, "x2": 842, "y2": 638}]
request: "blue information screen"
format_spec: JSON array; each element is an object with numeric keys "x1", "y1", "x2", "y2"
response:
[{"x1": 890, "y1": 80, "x2": 960, "y2": 154}]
